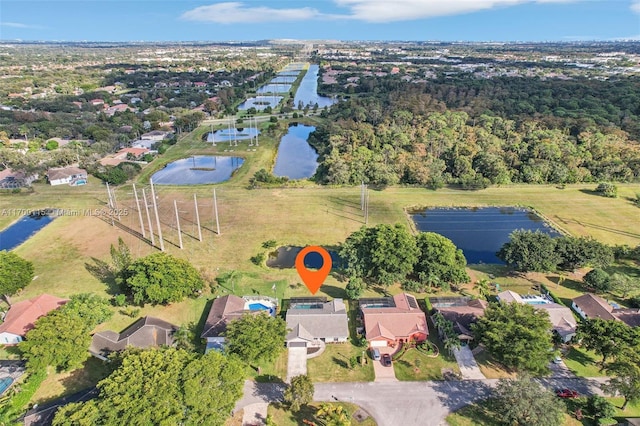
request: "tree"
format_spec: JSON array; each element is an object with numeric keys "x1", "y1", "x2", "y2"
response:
[
  {"x1": 473, "y1": 279, "x2": 491, "y2": 298},
  {"x1": 345, "y1": 277, "x2": 365, "y2": 299},
  {"x1": 110, "y1": 237, "x2": 132, "y2": 277},
  {"x1": 472, "y1": 302, "x2": 554, "y2": 374},
  {"x1": 577, "y1": 318, "x2": 638, "y2": 367},
  {"x1": 583, "y1": 268, "x2": 611, "y2": 294},
  {"x1": 20, "y1": 294, "x2": 112, "y2": 371},
  {"x1": 611, "y1": 273, "x2": 639, "y2": 299},
  {"x1": 596, "y1": 182, "x2": 618, "y2": 198},
  {"x1": 339, "y1": 224, "x2": 419, "y2": 286},
  {"x1": 604, "y1": 349, "x2": 640, "y2": 410},
  {"x1": 414, "y1": 232, "x2": 469, "y2": 285},
  {"x1": 223, "y1": 313, "x2": 286, "y2": 365},
  {"x1": 492, "y1": 375, "x2": 564, "y2": 426},
  {"x1": 53, "y1": 348, "x2": 245, "y2": 426},
  {"x1": 283, "y1": 374, "x2": 314, "y2": 412},
  {"x1": 555, "y1": 236, "x2": 614, "y2": 270},
  {"x1": 0, "y1": 251, "x2": 34, "y2": 301},
  {"x1": 497, "y1": 230, "x2": 560, "y2": 272},
  {"x1": 585, "y1": 395, "x2": 616, "y2": 422},
  {"x1": 122, "y1": 253, "x2": 204, "y2": 305},
  {"x1": 316, "y1": 403, "x2": 351, "y2": 426}
]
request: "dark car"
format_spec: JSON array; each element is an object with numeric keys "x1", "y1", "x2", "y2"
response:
[
  {"x1": 382, "y1": 353, "x2": 392, "y2": 367},
  {"x1": 556, "y1": 389, "x2": 579, "y2": 398}
]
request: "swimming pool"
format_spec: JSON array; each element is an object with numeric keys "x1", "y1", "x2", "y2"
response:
[
  {"x1": 248, "y1": 303, "x2": 275, "y2": 315},
  {"x1": 0, "y1": 377, "x2": 13, "y2": 395}
]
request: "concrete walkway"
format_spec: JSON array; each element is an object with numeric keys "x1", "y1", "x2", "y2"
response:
[
  {"x1": 286, "y1": 347, "x2": 307, "y2": 383},
  {"x1": 453, "y1": 346, "x2": 486, "y2": 380},
  {"x1": 241, "y1": 403, "x2": 268, "y2": 426}
]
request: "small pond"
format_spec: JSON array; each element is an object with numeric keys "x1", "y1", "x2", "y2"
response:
[
  {"x1": 410, "y1": 207, "x2": 562, "y2": 264},
  {"x1": 294, "y1": 64, "x2": 337, "y2": 109},
  {"x1": 270, "y1": 76, "x2": 297, "y2": 84},
  {"x1": 238, "y1": 96, "x2": 283, "y2": 111},
  {"x1": 207, "y1": 127, "x2": 259, "y2": 142},
  {"x1": 267, "y1": 245, "x2": 344, "y2": 269},
  {"x1": 151, "y1": 156, "x2": 244, "y2": 185},
  {"x1": 257, "y1": 84, "x2": 292, "y2": 94},
  {"x1": 272, "y1": 124, "x2": 318, "y2": 180},
  {"x1": 0, "y1": 212, "x2": 55, "y2": 251}
]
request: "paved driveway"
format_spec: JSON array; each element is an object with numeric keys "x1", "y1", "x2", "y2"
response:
[
  {"x1": 286, "y1": 347, "x2": 307, "y2": 382},
  {"x1": 373, "y1": 347, "x2": 398, "y2": 382},
  {"x1": 453, "y1": 347, "x2": 486, "y2": 380}
]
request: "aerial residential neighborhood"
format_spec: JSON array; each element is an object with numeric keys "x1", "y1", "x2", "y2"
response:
[{"x1": 0, "y1": 1, "x2": 639, "y2": 426}]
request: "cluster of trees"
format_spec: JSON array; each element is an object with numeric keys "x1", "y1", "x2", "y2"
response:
[
  {"x1": 472, "y1": 302, "x2": 555, "y2": 374},
  {"x1": 91, "y1": 161, "x2": 141, "y2": 185},
  {"x1": 339, "y1": 224, "x2": 468, "y2": 296},
  {"x1": 578, "y1": 318, "x2": 640, "y2": 409},
  {"x1": 20, "y1": 294, "x2": 112, "y2": 371},
  {"x1": 115, "y1": 252, "x2": 205, "y2": 305},
  {"x1": 497, "y1": 230, "x2": 614, "y2": 272},
  {"x1": 308, "y1": 97, "x2": 640, "y2": 187},
  {"x1": 249, "y1": 168, "x2": 289, "y2": 188},
  {"x1": 53, "y1": 348, "x2": 245, "y2": 426},
  {"x1": 223, "y1": 313, "x2": 287, "y2": 367}
]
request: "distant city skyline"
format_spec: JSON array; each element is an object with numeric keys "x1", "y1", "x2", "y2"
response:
[{"x1": 1, "y1": 0, "x2": 638, "y2": 42}]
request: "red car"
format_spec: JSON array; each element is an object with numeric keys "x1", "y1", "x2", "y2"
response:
[{"x1": 556, "y1": 389, "x2": 579, "y2": 398}]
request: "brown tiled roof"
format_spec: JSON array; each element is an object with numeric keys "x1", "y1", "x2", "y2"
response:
[
  {"x1": 89, "y1": 316, "x2": 178, "y2": 358},
  {"x1": 47, "y1": 167, "x2": 87, "y2": 181},
  {"x1": 534, "y1": 303, "x2": 577, "y2": 339},
  {"x1": 613, "y1": 309, "x2": 640, "y2": 327},
  {"x1": 362, "y1": 293, "x2": 428, "y2": 341},
  {"x1": 200, "y1": 295, "x2": 247, "y2": 338},
  {"x1": 572, "y1": 294, "x2": 616, "y2": 320},
  {"x1": 0, "y1": 294, "x2": 68, "y2": 337},
  {"x1": 438, "y1": 302, "x2": 487, "y2": 337}
]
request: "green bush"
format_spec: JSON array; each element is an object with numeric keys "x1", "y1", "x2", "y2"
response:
[
  {"x1": 250, "y1": 252, "x2": 266, "y2": 266},
  {"x1": 596, "y1": 182, "x2": 617, "y2": 198}
]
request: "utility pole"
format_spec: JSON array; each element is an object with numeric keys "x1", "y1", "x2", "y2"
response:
[
  {"x1": 142, "y1": 188, "x2": 155, "y2": 246},
  {"x1": 132, "y1": 184, "x2": 146, "y2": 238},
  {"x1": 150, "y1": 178, "x2": 164, "y2": 251},
  {"x1": 174, "y1": 200, "x2": 183, "y2": 249},
  {"x1": 213, "y1": 188, "x2": 221, "y2": 235},
  {"x1": 194, "y1": 194, "x2": 203, "y2": 242},
  {"x1": 105, "y1": 182, "x2": 115, "y2": 226}
]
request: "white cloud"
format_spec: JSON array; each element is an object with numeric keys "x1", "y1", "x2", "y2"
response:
[
  {"x1": 333, "y1": 0, "x2": 582, "y2": 22},
  {"x1": 631, "y1": 0, "x2": 640, "y2": 13},
  {"x1": 181, "y1": 2, "x2": 323, "y2": 24},
  {"x1": 1, "y1": 22, "x2": 38, "y2": 29},
  {"x1": 181, "y1": 0, "x2": 586, "y2": 24}
]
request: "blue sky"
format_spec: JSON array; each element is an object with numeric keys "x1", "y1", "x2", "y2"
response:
[{"x1": 1, "y1": 0, "x2": 638, "y2": 42}]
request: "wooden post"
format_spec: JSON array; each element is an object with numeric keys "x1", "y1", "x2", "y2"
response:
[
  {"x1": 194, "y1": 194, "x2": 203, "y2": 242},
  {"x1": 142, "y1": 188, "x2": 155, "y2": 246},
  {"x1": 174, "y1": 200, "x2": 183, "y2": 249},
  {"x1": 132, "y1": 184, "x2": 146, "y2": 238},
  {"x1": 150, "y1": 179, "x2": 165, "y2": 251},
  {"x1": 213, "y1": 188, "x2": 221, "y2": 235}
]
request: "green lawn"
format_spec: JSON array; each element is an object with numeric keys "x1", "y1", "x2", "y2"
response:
[
  {"x1": 563, "y1": 346, "x2": 608, "y2": 378},
  {"x1": 253, "y1": 350, "x2": 288, "y2": 383},
  {"x1": 268, "y1": 402, "x2": 377, "y2": 426},
  {"x1": 31, "y1": 358, "x2": 112, "y2": 404},
  {"x1": 307, "y1": 344, "x2": 374, "y2": 382},
  {"x1": 473, "y1": 350, "x2": 517, "y2": 379},
  {"x1": 394, "y1": 326, "x2": 460, "y2": 381}
]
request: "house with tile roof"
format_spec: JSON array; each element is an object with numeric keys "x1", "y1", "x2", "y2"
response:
[
  {"x1": 89, "y1": 316, "x2": 178, "y2": 360},
  {"x1": 286, "y1": 298, "x2": 349, "y2": 348},
  {"x1": 431, "y1": 298, "x2": 488, "y2": 343},
  {"x1": 498, "y1": 290, "x2": 577, "y2": 342},
  {"x1": 571, "y1": 293, "x2": 640, "y2": 327},
  {"x1": 47, "y1": 166, "x2": 87, "y2": 186},
  {"x1": 360, "y1": 293, "x2": 428, "y2": 348},
  {"x1": 0, "y1": 294, "x2": 68, "y2": 344}
]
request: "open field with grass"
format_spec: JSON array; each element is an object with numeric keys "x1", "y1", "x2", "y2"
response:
[
  {"x1": 1, "y1": 121, "x2": 639, "y2": 404},
  {"x1": 307, "y1": 344, "x2": 375, "y2": 382}
]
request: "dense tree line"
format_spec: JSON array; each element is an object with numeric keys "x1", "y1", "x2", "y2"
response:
[
  {"x1": 53, "y1": 348, "x2": 245, "y2": 426},
  {"x1": 309, "y1": 93, "x2": 640, "y2": 187}
]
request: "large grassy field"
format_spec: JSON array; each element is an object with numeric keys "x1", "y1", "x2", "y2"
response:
[{"x1": 1, "y1": 120, "x2": 639, "y2": 403}]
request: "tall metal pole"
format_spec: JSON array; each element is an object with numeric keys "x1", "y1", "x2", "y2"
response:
[
  {"x1": 132, "y1": 184, "x2": 146, "y2": 238},
  {"x1": 194, "y1": 194, "x2": 203, "y2": 242},
  {"x1": 150, "y1": 179, "x2": 165, "y2": 251},
  {"x1": 213, "y1": 188, "x2": 221, "y2": 235},
  {"x1": 142, "y1": 188, "x2": 155, "y2": 246},
  {"x1": 110, "y1": 186, "x2": 121, "y2": 222},
  {"x1": 174, "y1": 200, "x2": 183, "y2": 249},
  {"x1": 106, "y1": 182, "x2": 114, "y2": 209},
  {"x1": 360, "y1": 182, "x2": 364, "y2": 210},
  {"x1": 254, "y1": 116, "x2": 259, "y2": 147}
]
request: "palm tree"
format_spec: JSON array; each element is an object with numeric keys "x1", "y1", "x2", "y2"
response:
[{"x1": 474, "y1": 279, "x2": 491, "y2": 298}]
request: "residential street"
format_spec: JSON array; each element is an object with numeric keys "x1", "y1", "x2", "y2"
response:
[{"x1": 235, "y1": 377, "x2": 608, "y2": 426}]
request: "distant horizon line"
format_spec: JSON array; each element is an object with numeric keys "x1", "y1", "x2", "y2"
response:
[{"x1": 1, "y1": 38, "x2": 639, "y2": 45}]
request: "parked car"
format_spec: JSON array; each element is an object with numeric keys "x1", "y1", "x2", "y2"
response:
[
  {"x1": 370, "y1": 348, "x2": 381, "y2": 361},
  {"x1": 556, "y1": 389, "x2": 579, "y2": 398},
  {"x1": 382, "y1": 353, "x2": 392, "y2": 367},
  {"x1": 553, "y1": 355, "x2": 563, "y2": 364}
]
